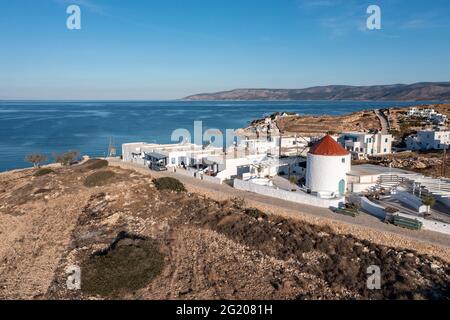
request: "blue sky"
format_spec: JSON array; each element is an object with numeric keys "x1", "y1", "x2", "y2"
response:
[{"x1": 1, "y1": 0, "x2": 450, "y2": 99}]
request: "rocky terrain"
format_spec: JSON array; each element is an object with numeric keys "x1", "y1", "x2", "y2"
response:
[
  {"x1": 0, "y1": 160, "x2": 449, "y2": 300},
  {"x1": 355, "y1": 151, "x2": 450, "y2": 179},
  {"x1": 183, "y1": 83, "x2": 450, "y2": 101}
]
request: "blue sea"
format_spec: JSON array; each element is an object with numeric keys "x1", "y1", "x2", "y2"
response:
[{"x1": 0, "y1": 100, "x2": 422, "y2": 172}]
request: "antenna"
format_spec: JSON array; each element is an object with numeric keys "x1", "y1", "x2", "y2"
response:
[{"x1": 107, "y1": 137, "x2": 117, "y2": 158}]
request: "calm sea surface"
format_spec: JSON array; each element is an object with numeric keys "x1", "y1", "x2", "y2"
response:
[{"x1": 0, "y1": 100, "x2": 421, "y2": 171}]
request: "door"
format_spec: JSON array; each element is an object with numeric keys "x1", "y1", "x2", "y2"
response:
[{"x1": 339, "y1": 179, "x2": 345, "y2": 194}]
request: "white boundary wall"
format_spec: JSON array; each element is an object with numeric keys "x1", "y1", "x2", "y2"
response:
[
  {"x1": 234, "y1": 179, "x2": 344, "y2": 209},
  {"x1": 200, "y1": 174, "x2": 223, "y2": 184},
  {"x1": 357, "y1": 196, "x2": 450, "y2": 235},
  {"x1": 397, "y1": 213, "x2": 450, "y2": 235}
]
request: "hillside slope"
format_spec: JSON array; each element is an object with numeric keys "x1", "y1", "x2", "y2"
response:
[
  {"x1": 183, "y1": 82, "x2": 450, "y2": 101},
  {"x1": 0, "y1": 162, "x2": 449, "y2": 300}
]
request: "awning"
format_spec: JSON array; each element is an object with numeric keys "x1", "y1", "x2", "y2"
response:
[
  {"x1": 144, "y1": 152, "x2": 168, "y2": 160},
  {"x1": 202, "y1": 159, "x2": 217, "y2": 166}
]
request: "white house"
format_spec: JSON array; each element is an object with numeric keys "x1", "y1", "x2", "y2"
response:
[
  {"x1": 306, "y1": 135, "x2": 352, "y2": 197},
  {"x1": 122, "y1": 142, "x2": 223, "y2": 169},
  {"x1": 337, "y1": 132, "x2": 392, "y2": 159},
  {"x1": 408, "y1": 107, "x2": 447, "y2": 125},
  {"x1": 408, "y1": 107, "x2": 437, "y2": 118},
  {"x1": 430, "y1": 113, "x2": 448, "y2": 125},
  {"x1": 405, "y1": 130, "x2": 450, "y2": 151}
]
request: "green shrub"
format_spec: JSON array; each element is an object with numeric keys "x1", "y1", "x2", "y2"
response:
[
  {"x1": 85, "y1": 159, "x2": 109, "y2": 170},
  {"x1": 289, "y1": 176, "x2": 299, "y2": 185},
  {"x1": 84, "y1": 170, "x2": 116, "y2": 187},
  {"x1": 153, "y1": 177, "x2": 186, "y2": 192},
  {"x1": 422, "y1": 195, "x2": 436, "y2": 207},
  {"x1": 244, "y1": 208, "x2": 267, "y2": 220},
  {"x1": 33, "y1": 168, "x2": 54, "y2": 177}
]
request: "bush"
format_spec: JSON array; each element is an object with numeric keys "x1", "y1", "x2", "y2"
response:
[
  {"x1": 84, "y1": 170, "x2": 116, "y2": 187},
  {"x1": 53, "y1": 150, "x2": 80, "y2": 166},
  {"x1": 85, "y1": 159, "x2": 109, "y2": 170},
  {"x1": 33, "y1": 168, "x2": 54, "y2": 177},
  {"x1": 153, "y1": 177, "x2": 186, "y2": 192},
  {"x1": 244, "y1": 208, "x2": 267, "y2": 220},
  {"x1": 231, "y1": 197, "x2": 246, "y2": 209}
]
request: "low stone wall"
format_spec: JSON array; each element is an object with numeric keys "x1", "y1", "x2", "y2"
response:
[{"x1": 233, "y1": 179, "x2": 344, "y2": 209}]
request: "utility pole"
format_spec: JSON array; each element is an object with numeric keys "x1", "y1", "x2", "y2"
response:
[
  {"x1": 443, "y1": 145, "x2": 447, "y2": 177},
  {"x1": 107, "y1": 137, "x2": 117, "y2": 158}
]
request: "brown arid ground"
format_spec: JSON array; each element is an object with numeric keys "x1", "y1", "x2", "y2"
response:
[
  {"x1": 0, "y1": 161, "x2": 449, "y2": 300},
  {"x1": 276, "y1": 109, "x2": 382, "y2": 135},
  {"x1": 244, "y1": 104, "x2": 449, "y2": 137}
]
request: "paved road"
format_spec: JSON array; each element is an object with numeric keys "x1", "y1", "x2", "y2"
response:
[
  {"x1": 108, "y1": 158, "x2": 450, "y2": 248},
  {"x1": 375, "y1": 109, "x2": 390, "y2": 134}
]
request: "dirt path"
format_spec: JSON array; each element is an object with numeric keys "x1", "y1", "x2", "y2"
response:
[{"x1": 108, "y1": 159, "x2": 450, "y2": 260}]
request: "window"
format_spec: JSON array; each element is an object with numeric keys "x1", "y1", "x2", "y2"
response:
[
  {"x1": 342, "y1": 158, "x2": 346, "y2": 163},
  {"x1": 385, "y1": 138, "x2": 388, "y2": 143},
  {"x1": 384, "y1": 148, "x2": 387, "y2": 152},
  {"x1": 171, "y1": 158, "x2": 176, "y2": 165}
]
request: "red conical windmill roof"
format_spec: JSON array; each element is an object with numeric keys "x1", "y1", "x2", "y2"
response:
[{"x1": 309, "y1": 135, "x2": 349, "y2": 156}]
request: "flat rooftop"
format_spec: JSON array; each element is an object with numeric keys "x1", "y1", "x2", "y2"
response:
[{"x1": 349, "y1": 164, "x2": 415, "y2": 177}]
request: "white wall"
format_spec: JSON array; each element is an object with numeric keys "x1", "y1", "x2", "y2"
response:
[{"x1": 234, "y1": 179, "x2": 345, "y2": 209}]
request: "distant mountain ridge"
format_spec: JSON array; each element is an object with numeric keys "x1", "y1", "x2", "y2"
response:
[{"x1": 183, "y1": 82, "x2": 450, "y2": 101}]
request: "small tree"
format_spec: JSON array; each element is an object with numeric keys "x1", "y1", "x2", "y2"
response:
[
  {"x1": 422, "y1": 195, "x2": 436, "y2": 214},
  {"x1": 289, "y1": 176, "x2": 299, "y2": 186},
  {"x1": 53, "y1": 150, "x2": 80, "y2": 166},
  {"x1": 26, "y1": 153, "x2": 48, "y2": 168}
]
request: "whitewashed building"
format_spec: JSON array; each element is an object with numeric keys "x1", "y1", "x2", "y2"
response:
[
  {"x1": 122, "y1": 142, "x2": 223, "y2": 168},
  {"x1": 407, "y1": 107, "x2": 447, "y2": 125},
  {"x1": 337, "y1": 132, "x2": 393, "y2": 159},
  {"x1": 306, "y1": 135, "x2": 352, "y2": 197},
  {"x1": 405, "y1": 130, "x2": 450, "y2": 151}
]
